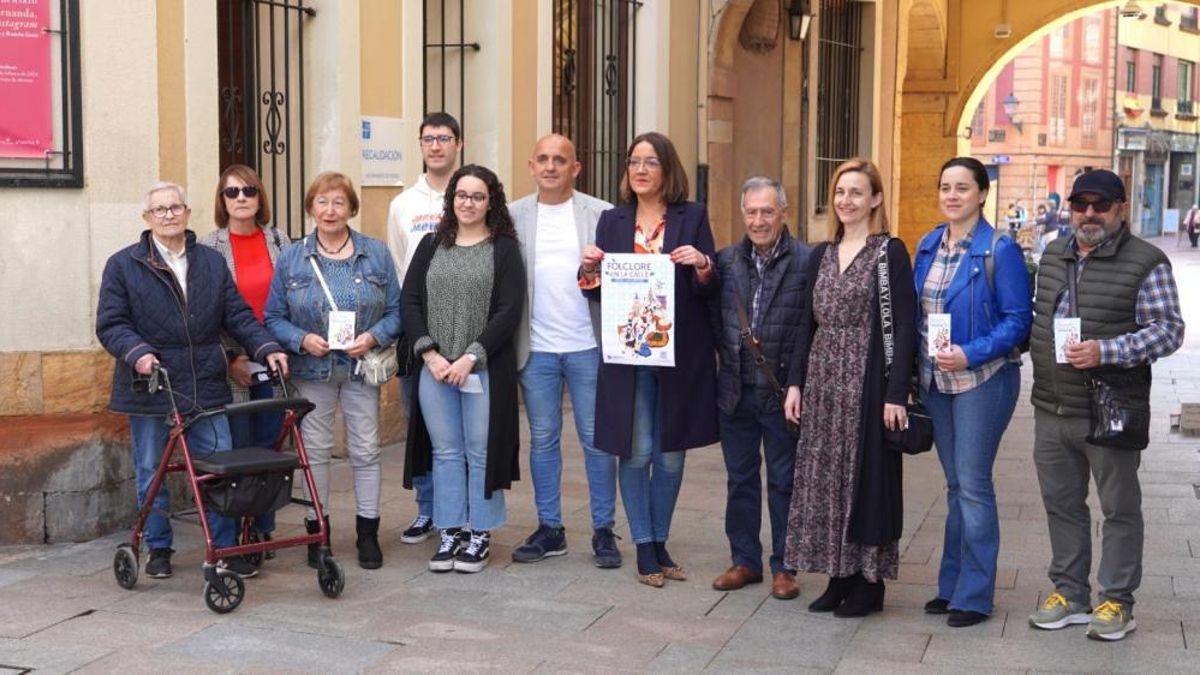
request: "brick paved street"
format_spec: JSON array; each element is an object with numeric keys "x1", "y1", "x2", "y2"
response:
[{"x1": 1, "y1": 240, "x2": 1197, "y2": 673}]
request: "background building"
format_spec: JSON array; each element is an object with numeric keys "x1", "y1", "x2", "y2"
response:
[
  {"x1": 965, "y1": 13, "x2": 1117, "y2": 227},
  {"x1": 1115, "y1": 2, "x2": 1200, "y2": 236}
]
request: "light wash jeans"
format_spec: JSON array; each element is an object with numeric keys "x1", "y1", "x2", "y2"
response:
[
  {"x1": 923, "y1": 362, "x2": 1020, "y2": 615},
  {"x1": 294, "y1": 363, "x2": 382, "y2": 519},
  {"x1": 399, "y1": 374, "x2": 434, "y2": 518},
  {"x1": 419, "y1": 367, "x2": 506, "y2": 531},
  {"x1": 619, "y1": 367, "x2": 685, "y2": 544},
  {"x1": 520, "y1": 348, "x2": 616, "y2": 530},
  {"x1": 128, "y1": 413, "x2": 236, "y2": 550}
]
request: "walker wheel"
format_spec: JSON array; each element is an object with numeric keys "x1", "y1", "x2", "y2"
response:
[
  {"x1": 113, "y1": 545, "x2": 138, "y2": 590},
  {"x1": 203, "y1": 569, "x2": 245, "y2": 614},
  {"x1": 317, "y1": 557, "x2": 345, "y2": 599}
]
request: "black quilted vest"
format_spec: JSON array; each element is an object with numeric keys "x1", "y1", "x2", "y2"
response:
[{"x1": 1029, "y1": 227, "x2": 1168, "y2": 418}]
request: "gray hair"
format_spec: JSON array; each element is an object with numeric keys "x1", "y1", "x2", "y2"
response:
[
  {"x1": 144, "y1": 181, "x2": 188, "y2": 211},
  {"x1": 739, "y1": 177, "x2": 788, "y2": 211}
]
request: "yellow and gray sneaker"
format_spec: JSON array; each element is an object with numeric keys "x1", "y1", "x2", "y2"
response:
[
  {"x1": 1086, "y1": 600, "x2": 1136, "y2": 641},
  {"x1": 1028, "y1": 591, "x2": 1091, "y2": 630}
]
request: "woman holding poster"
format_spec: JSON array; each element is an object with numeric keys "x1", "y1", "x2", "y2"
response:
[
  {"x1": 912, "y1": 157, "x2": 1032, "y2": 628},
  {"x1": 579, "y1": 132, "x2": 718, "y2": 588},
  {"x1": 782, "y1": 158, "x2": 915, "y2": 618}
]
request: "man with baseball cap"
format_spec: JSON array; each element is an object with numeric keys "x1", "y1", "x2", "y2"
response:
[{"x1": 1026, "y1": 169, "x2": 1184, "y2": 641}]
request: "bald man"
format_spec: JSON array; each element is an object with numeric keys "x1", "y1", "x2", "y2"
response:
[{"x1": 509, "y1": 135, "x2": 621, "y2": 568}]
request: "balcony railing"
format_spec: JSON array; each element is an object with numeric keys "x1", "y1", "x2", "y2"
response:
[{"x1": 1179, "y1": 99, "x2": 1195, "y2": 115}]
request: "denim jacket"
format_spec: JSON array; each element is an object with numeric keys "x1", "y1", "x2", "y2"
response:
[
  {"x1": 913, "y1": 219, "x2": 1032, "y2": 368},
  {"x1": 265, "y1": 229, "x2": 402, "y2": 381}
]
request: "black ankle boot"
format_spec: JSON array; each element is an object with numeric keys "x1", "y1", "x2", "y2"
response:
[
  {"x1": 808, "y1": 575, "x2": 855, "y2": 613},
  {"x1": 834, "y1": 574, "x2": 885, "y2": 618},
  {"x1": 306, "y1": 516, "x2": 330, "y2": 569},
  {"x1": 356, "y1": 515, "x2": 382, "y2": 570}
]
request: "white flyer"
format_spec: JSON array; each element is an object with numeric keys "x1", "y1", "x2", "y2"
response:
[
  {"x1": 460, "y1": 373, "x2": 483, "y2": 394},
  {"x1": 327, "y1": 311, "x2": 357, "y2": 350},
  {"x1": 600, "y1": 253, "x2": 675, "y2": 367},
  {"x1": 1054, "y1": 317, "x2": 1081, "y2": 364},
  {"x1": 928, "y1": 313, "x2": 952, "y2": 356}
]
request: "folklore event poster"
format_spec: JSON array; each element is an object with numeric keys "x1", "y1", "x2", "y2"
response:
[
  {"x1": 0, "y1": 0, "x2": 53, "y2": 158},
  {"x1": 600, "y1": 253, "x2": 675, "y2": 367}
]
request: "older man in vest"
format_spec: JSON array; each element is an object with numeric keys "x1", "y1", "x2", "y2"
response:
[{"x1": 1026, "y1": 169, "x2": 1184, "y2": 642}]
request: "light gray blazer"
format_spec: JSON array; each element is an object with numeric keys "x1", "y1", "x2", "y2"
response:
[{"x1": 510, "y1": 190, "x2": 613, "y2": 370}]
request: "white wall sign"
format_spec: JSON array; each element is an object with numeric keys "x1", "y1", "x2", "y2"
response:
[{"x1": 361, "y1": 116, "x2": 405, "y2": 187}]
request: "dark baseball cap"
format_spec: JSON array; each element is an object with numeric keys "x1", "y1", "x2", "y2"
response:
[{"x1": 1067, "y1": 169, "x2": 1126, "y2": 203}]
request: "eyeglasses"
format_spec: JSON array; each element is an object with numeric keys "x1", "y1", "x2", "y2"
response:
[
  {"x1": 147, "y1": 204, "x2": 187, "y2": 218},
  {"x1": 420, "y1": 134, "x2": 456, "y2": 147},
  {"x1": 454, "y1": 191, "x2": 488, "y2": 205},
  {"x1": 314, "y1": 196, "x2": 349, "y2": 210},
  {"x1": 1068, "y1": 199, "x2": 1116, "y2": 214},
  {"x1": 626, "y1": 157, "x2": 661, "y2": 171},
  {"x1": 222, "y1": 185, "x2": 260, "y2": 199}
]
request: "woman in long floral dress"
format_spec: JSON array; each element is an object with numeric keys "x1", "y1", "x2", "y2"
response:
[{"x1": 783, "y1": 158, "x2": 916, "y2": 617}]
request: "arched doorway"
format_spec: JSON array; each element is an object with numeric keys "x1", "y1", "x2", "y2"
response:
[{"x1": 896, "y1": 0, "x2": 1200, "y2": 249}]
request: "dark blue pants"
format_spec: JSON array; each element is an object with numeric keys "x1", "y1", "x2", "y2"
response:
[
  {"x1": 718, "y1": 385, "x2": 796, "y2": 575},
  {"x1": 227, "y1": 380, "x2": 284, "y2": 534}
]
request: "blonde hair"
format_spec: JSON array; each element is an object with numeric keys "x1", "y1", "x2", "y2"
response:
[{"x1": 826, "y1": 158, "x2": 888, "y2": 242}]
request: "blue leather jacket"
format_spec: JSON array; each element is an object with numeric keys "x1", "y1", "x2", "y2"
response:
[
  {"x1": 264, "y1": 229, "x2": 402, "y2": 381},
  {"x1": 913, "y1": 219, "x2": 1032, "y2": 368}
]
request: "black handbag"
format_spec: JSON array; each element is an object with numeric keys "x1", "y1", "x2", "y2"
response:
[
  {"x1": 1065, "y1": 261, "x2": 1150, "y2": 451},
  {"x1": 395, "y1": 331, "x2": 418, "y2": 378},
  {"x1": 876, "y1": 240, "x2": 934, "y2": 455},
  {"x1": 202, "y1": 470, "x2": 294, "y2": 518}
]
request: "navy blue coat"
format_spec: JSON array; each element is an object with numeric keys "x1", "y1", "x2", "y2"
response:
[
  {"x1": 583, "y1": 201, "x2": 720, "y2": 457},
  {"x1": 96, "y1": 230, "x2": 284, "y2": 416},
  {"x1": 712, "y1": 230, "x2": 811, "y2": 415}
]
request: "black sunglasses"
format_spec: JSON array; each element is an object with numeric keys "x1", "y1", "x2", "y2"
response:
[
  {"x1": 1068, "y1": 199, "x2": 1115, "y2": 214},
  {"x1": 222, "y1": 185, "x2": 260, "y2": 199}
]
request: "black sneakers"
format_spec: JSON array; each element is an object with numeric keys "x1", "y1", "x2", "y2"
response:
[
  {"x1": 145, "y1": 548, "x2": 173, "y2": 579},
  {"x1": 401, "y1": 514, "x2": 435, "y2": 544},
  {"x1": 429, "y1": 528, "x2": 466, "y2": 572},
  {"x1": 592, "y1": 527, "x2": 623, "y2": 569},
  {"x1": 220, "y1": 555, "x2": 260, "y2": 579},
  {"x1": 455, "y1": 531, "x2": 491, "y2": 573},
  {"x1": 512, "y1": 524, "x2": 567, "y2": 563}
]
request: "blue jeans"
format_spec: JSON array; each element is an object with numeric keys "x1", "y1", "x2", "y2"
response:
[
  {"x1": 620, "y1": 367, "x2": 685, "y2": 544},
  {"x1": 719, "y1": 385, "x2": 796, "y2": 575},
  {"x1": 128, "y1": 413, "x2": 236, "y2": 551},
  {"x1": 227, "y1": 379, "x2": 283, "y2": 534},
  {"x1": 419, "y1": 367, "x2": 505, "y2": 531},
  {"x1": 400, "y1": 374, "x2": 434, "y2": 518},
  {"x1": 923, "y1": 362, "x2": 1020, "y2": 615},
  {"x1": 521, "y1": 348, "x2": 616, "y2": 530}
]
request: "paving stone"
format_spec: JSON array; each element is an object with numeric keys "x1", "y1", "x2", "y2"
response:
[
  {"x1": 161, "y1": 623, "x2": 396, "y2": 672},
  {"x1": 0, "y1": 636, "x2": 112, "y2": 674},
  {"x1": 585, "y1": 606, "x2": 742, "y2": 647},
  {"x1": 649, "y1": 642, "x2": 721, "y2": 672}
]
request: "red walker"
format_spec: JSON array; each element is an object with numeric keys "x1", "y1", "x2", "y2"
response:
[{"x1": 111, "y1": 366, "x2": 345, "y2": 613}]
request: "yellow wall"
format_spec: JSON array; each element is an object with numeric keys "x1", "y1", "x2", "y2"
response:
[
  {"x1": 359, "y1": 0, "x2": 405, "y2": 241},
  {"x1": 156, "y1": 0, "x2": 186, "y2": 185}
]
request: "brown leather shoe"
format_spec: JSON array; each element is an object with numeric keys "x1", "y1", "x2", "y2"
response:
[
  {"x1": 712, "y1": 565, "x2": 764, "y2": 591},
  {"x1": 772, "y1": 571, "x2": 800, "y2": 600}
]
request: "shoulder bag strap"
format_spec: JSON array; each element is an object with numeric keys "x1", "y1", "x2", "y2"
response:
[
  {"x1": 733, "y1": 291, "x2": 787, "y2": 401},
  {"x1": 875, "y1": 238, "x2": 895, "y2": 376},
  {"x1": 308, "y1": 255, "x2": 339, "y2": 312}
]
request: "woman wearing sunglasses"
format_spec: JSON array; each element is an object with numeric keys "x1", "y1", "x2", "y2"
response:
[
  {"x1": 201, "y1": 164, "x2": 292, "y2": 559},
  {"x1": 912, "y1": 157, "x2": 1032, "y2": 628}
]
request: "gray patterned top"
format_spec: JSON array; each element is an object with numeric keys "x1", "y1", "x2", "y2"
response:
[{"x1": 414, "y1": 240, "x2": 494, "y2": 369}]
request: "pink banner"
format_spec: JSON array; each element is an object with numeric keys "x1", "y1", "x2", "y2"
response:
[{"x1": 0, "y1": 0, "x2": 53, "y2": 159}]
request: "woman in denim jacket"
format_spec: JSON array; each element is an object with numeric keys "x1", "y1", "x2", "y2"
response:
[
  {"x1": 913, "y1": 157, "x2": 1032, "y2": 628},
  {"x1": 264, "y1": 171, "x2": 401, "y2": 570}
]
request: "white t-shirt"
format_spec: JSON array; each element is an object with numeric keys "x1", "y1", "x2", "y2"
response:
[{"x1": 531, "y1": 198, "x2": 597, "y2": 353}]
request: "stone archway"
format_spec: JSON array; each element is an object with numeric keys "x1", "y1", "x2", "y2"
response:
[{"x1": 895, "y1": 0, "x2": 1200, "y2": 249}]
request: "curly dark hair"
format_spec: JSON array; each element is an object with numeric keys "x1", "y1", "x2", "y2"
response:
[{"x1": 436, "y1": 164, "x2": 517, "y2": 246}]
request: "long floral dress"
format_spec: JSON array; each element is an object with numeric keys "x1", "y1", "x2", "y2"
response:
[{"x1": 783, "y1": 236, "x2": 899, "y2": 582}]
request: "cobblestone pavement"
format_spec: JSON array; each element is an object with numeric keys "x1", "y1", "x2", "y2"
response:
[{"x1": 2, "y1": 240, "x2": 1198, "y2": 673}]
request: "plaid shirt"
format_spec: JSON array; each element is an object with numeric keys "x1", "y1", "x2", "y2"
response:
[
  {"x1": 919, "y1": 228, "x2": 1011, "y2": 394},
  {"x1": 749, "y1": 237, "x2": 785, "y2": 331},
  {"x1": 1054, "y1": 235, "x2": 1184, "y2": 367}
]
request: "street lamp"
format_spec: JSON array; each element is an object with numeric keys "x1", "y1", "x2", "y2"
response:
[
  {"x1": 1003, "y1": 93, "x2": 1024, "y2": 133},
  {"x1": 788, "y1": 0, "x2": 812, "y2": 41}
]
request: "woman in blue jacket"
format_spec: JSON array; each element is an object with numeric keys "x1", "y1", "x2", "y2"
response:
[
  {"x1": 265, "y1": 172, "x2": 401, "y2": 570},
  {"x1": 914, "y1": 157, "x2": 1032, "y2": 628}
]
